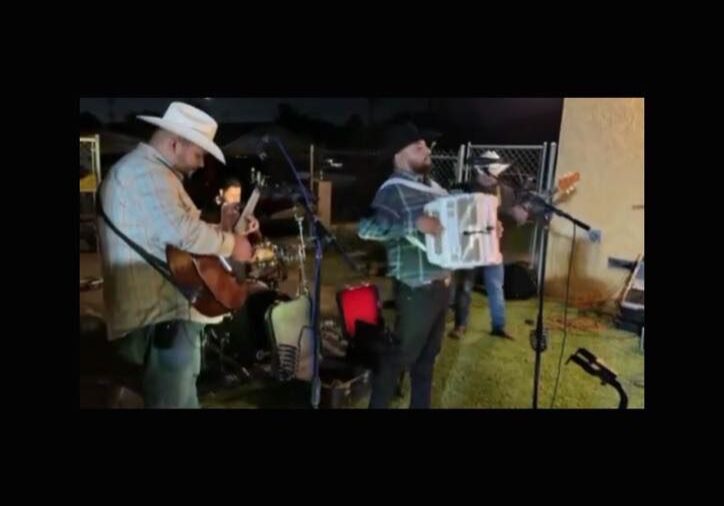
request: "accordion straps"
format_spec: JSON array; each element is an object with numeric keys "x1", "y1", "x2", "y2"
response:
[
  {"x1": 378, "y1": 177, "x2": 449, "y2": 197},
  {"x1": 405, "y1": 234, "x2": 427, "y2": 252}
]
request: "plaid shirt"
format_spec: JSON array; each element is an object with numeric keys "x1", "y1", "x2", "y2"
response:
[
  {"x1": 358, "y1": 170, "x2": 451, "y2": 288},
  {"x1": 97, "y1": 143, "x2": 236, "y2": 339}
]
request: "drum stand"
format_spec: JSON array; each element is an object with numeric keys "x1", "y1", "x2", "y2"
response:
[
  {"x1": 200, "y1": 326, "x2": 252, "y2": 391},
  {"x1": 293, "y1": 206, "x2": 309, "y2": 297}
]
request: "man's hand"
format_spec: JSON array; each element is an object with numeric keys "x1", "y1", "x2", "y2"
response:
[
  {"x1": 416, "y1": 215, "x2": 444, "y2": 236},
  {"x1": 510, "y1": 205, "x2": 529, "y2": 226},
  {"x1": 497, "y1": 220, "x2": 504, "y2": 239},
  {"x1": 230, "y1": 235, "x2": 253, "y2": 262},
  {"x1": 240, "y1": 216, "x2": 260, "y2": 237}
]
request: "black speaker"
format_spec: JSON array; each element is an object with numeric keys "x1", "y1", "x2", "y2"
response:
[{"x1": 504, "y1": 262, "x2": 538, "y2": 300}]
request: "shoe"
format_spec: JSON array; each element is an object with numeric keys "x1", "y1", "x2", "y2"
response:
[
  {"x1": 491, "y1": 328, "x2": 515, "y2": 340},
  {"x1": 448, "y1": 326, "x2": 466, "y2": 339}
]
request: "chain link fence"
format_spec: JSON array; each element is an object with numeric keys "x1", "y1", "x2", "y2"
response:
[
  {"x1": 431, "y1": 146, "x2": 465, "y2": 190},
  {"x1": 465, "y1": 143, "x2": 553, "y2": 272},
  {"x1": 465, "y1": 144, "x2": 546, "y2": 189}
]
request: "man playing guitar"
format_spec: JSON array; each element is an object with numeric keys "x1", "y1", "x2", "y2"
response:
[{"x1": 98, "y1": 102, "x2": 259, "y2": 408}]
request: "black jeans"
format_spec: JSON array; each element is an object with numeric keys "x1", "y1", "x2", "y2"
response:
[{"x1": 369, "y1": 278, "x2": 450, "y2": 409}]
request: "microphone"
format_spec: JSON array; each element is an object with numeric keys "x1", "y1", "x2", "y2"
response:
[{"x1": 587, "y1": 229, "x2": 602, "y2": 243}]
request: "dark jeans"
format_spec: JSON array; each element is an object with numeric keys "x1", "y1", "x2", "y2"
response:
[{"x1": 369, "y1": 279, "x2": 450, "y2": 409}]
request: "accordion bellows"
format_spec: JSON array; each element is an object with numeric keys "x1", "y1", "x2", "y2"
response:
[{"x1": 424, "y1": 193, "x2": 503, "y2": 269}]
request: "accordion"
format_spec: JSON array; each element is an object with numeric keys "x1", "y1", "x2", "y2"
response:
[{"x1": 421, "y1": 192, "x2": 503, "y2": 269}]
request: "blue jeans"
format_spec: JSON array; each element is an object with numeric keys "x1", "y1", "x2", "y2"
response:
[
  {"x1": 451, "y1": 264, "x2": 506, "y2": 330},
  {"x1": 113, "y1": 321, "x2": 204, "y2": 409}
]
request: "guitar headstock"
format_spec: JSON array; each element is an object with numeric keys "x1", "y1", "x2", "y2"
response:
[{"x1": 556, "y1": 171, "x2": 580, "y2": 197}]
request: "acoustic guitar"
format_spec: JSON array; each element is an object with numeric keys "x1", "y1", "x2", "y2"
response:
[{"x1": 166, "y1": 188, "x2": 266, "y2": 317}]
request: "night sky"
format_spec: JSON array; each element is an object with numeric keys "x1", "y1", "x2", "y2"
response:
[
  {"x1": 80, "y1": 97, "x2": 566, "y2": 224},
  {"x1": 80, "y1": 98, "x2": 430, "y2": 125},
  {"x1": 79, "y1": 97, "x2": 564, "y2": 144}
]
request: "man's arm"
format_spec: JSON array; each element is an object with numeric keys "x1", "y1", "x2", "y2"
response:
[
  {"x1": 358, "y1": 185, "x2": 420, "y2": 242},
  {"x1": 142, "y1": 168, "x2": 236, "y2": 257},
  {"x1": 497, "y1": 182, "x2": 529, "y2": 226}
]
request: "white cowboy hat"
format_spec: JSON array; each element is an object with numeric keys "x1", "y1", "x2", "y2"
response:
[
  {"x1": 473, "y1": 150, "x2": 510, "y2": 177},
  {"x1": 138, "y1": 102, "x2": 226, "y2": 164}
]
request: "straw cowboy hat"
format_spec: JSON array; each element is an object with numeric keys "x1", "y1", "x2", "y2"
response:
[
  {"x1": 138, "y1": 102, "x2": 226, "y2": 164},
  {"x1": 471, "y1": 150, "x2": 511, "y2": 177}
]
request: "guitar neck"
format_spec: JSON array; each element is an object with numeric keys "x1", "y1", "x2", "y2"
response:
[{"x1": 232, "y1": 188, "x2": 261, "y2": 234}]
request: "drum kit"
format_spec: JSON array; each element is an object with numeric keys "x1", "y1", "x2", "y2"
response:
[{"x1": 199, "y1": 201, "x2": 316, "y2": 386}]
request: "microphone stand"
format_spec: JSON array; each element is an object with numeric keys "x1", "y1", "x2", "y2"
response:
[
  {"x1": 521, "y1": 186, "x2": 598, "y2": 409},
  {"x1": 265, "y1": 137, "x2": 362, "y2": 409},
  {"x1": 470, "y1": 150, "x2": 600, "y2": 409}
]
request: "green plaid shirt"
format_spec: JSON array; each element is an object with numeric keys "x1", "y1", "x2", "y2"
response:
[{"x1": 358, "y1": 170, "x2": 451, "y2": 288}]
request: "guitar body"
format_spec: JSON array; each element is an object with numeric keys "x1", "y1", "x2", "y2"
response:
[
  {"x1": 166, "y1": 245, "x2": 259, "y2": 317},
  {"x1": 166, "y1": 188, "x2": 269, "y2": 317}
]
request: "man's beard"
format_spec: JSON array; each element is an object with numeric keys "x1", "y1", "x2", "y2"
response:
[
  {"x1": 175, "y1": 163, "x2": 198, "y2": 178},
  {"x1": 410, "y1": 157, "x2": 432, "y2": 175}
]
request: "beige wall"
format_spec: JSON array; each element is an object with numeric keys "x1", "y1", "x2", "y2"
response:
[{"x1": 544, "y1": 98, "x2": 644, "y2": 308}]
